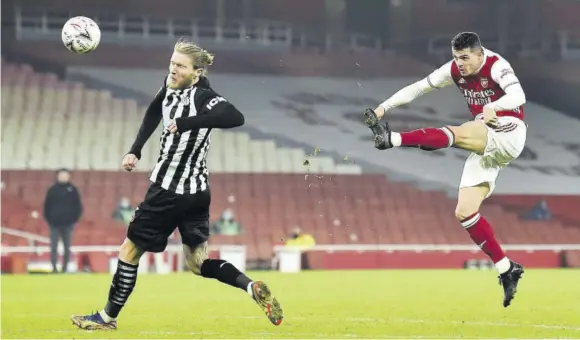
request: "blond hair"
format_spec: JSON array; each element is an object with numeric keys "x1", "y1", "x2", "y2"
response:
[{"x1": 174, "y1": 37, "x2": 214, "y2": 75}]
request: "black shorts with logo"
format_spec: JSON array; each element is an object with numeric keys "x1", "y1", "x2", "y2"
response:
[{"x1": 127, "y1": 182, "x2": 210, "y2": 253}]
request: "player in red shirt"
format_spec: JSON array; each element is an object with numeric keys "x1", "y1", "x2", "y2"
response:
[{"x1": 365, "y1": 32, "x2": 525, "y2": 307}]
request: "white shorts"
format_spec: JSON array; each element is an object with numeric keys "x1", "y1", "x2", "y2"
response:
[{"x1": 459, "y1": 116, "x2": 527, "y2": 197}]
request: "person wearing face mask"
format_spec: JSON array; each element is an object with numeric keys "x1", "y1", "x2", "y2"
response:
[
  {"x1": 211, "y1": 209, "x2": 243, "y2": 235},
  {"x1": 112, "y1": 197, "x2": 135, "y2": 226},
  {"x1": 43, "y1": 168, "x2": 83, "y2": 274}
]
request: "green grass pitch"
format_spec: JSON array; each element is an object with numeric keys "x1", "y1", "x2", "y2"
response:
[{"x1": 2, "y1": 269, "x2": 580, "y2": 339}]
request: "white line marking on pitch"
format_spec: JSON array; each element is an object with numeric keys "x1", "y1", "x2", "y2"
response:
[
  {"x1": 14, "y1": 314, "x2": 580, "y2": 335},
  {"x1": 202, "y1": 315, "x2": 580, "y2": 332}
]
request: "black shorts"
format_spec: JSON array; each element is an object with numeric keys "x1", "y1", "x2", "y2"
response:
[{"x1": 127, "y1": 182, "x2": 210, "y2": 253}]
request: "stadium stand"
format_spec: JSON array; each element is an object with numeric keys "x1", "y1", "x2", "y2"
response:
[
  {"x1": 517, "y1": 59, "x2": 580, "y2": 86},
  {"x1": 3, "y1": 170, "x2": 580, "y2": 261},
  {"x1": 18, "y1": 0, "x2": 328, "y2": 26},
  {"x1": 7, "y1": 41, "x2": 433, "y2": 78},
  {"x1": 2, "y1": 60, "x2": 579, "y2": 265},
  {"x1": 489, "y1": 195, "x2": 580, "y2": 227},
  {"x1": 1, "y1": 60, "x2": 360, "y2": 174},
  {"x1": 70, "y1": 68, "x2": 580, "y2": 195}
]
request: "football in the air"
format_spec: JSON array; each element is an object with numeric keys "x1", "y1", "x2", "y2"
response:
[{"x1": 61, "y1": 16, "x2": 101, "y2": 54}]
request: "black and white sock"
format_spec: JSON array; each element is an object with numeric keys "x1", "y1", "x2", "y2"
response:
[
  {"x1": 100, "y1": 260, "x2": 139, "y2": 322},
  {"x1": 200, "y1": 259, "x2": 254, "y2": 297}
]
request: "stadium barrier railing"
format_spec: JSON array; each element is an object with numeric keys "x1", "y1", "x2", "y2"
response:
[
  {"x1": 3, "y1": 243, "x2": 580, "y2": 274},
  {"x1": 1, "y1": 244, "x2": 246, "y2": 274},
  {"x1": 14, "y1": 6, "x2": 382, "y2": 52},
  {"x1": 272, "y1": 244, "x2": 580, "y2": 273}
]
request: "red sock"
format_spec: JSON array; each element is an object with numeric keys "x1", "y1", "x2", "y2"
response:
[
  {"x1": 400, "y1": 127, "x2": 454, "y2": 150},
  {"x1": 461, "y1": 212, "x2": 506, "y2": 263}
]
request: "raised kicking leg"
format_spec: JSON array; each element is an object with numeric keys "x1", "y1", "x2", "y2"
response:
[
  {"x1": 71, "y1": 238, "x2": 144, "y2": 330},
  {"x1": 363, "y1": 108, "x2": 488, "y2": 153},
  {"x1": 456, "y1": 184, "x2": 524, "y2": 307},
  {"x1": 184, "y1": 242, "x2": 283, "y2": 326}
]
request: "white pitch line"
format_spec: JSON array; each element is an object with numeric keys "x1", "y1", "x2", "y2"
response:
[
  {"x1": 377, "y1": 317, "x2": 580, "y2": 332},
  {"x1": 44, "y1": 330, "x2": 570, "y2": 340},
  {"x1": 12, "y1": 314, "x2": 580, "y2": 338},
  {"x1": 199, "y1": 315, "x2": 580, "y2": 332},
  {"x1": 200, "y1": 315, "x2": 580, "y2": 332}
]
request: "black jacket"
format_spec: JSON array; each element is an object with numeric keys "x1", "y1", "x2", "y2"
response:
[{"x1": 43, "y1": 183, "x2": 83, "y2": 227}]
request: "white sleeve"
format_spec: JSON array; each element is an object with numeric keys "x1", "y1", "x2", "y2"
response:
[
  {"x1": 487, "y1": 60, "x2": 526, "y2": 111},
  {"x1": 380, "y1": 61, "x2": 454, "y2": 111}
]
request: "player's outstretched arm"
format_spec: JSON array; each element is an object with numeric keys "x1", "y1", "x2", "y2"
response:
[
  {"x1": 376, "y1": 61, "x2": 454, "y2": 119},
  {"x1": 173, "y1": 93, "x2": 244, "y2": 133},
  {"x1": 127, "y1": 85, "x2": 166, "y2": 159}
]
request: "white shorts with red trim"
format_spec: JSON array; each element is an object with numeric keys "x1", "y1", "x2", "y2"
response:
[{"x1": 459, "y1": 116, "x2": 528, "y2": 197}]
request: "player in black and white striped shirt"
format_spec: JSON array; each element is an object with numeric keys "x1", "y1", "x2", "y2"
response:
[
  {"x1": 130, "y1": 72, "x2": 233, "y2": 194},
  {"x1": 71, "y1": 38, "x2": 283, "y2": 330}
]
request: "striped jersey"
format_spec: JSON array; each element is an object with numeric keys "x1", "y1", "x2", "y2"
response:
[{"x1": 149, "y1": 78, "x2": 226, "y2": 194}]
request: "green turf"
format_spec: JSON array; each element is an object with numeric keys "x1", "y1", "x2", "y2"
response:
[{"x1": 2, "y1": 269, "x2": 580, "y2": 339}]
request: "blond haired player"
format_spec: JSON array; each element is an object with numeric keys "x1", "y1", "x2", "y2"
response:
[{"x1": 71, "y1": 38, "x2": 283, "y2": 330}]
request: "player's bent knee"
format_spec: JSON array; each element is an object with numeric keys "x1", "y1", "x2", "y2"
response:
[
  {"x1": 119, "y1": 238, "x2": 145, "y2": 265},
  {"x1": 456, "y1": 184, "x2": 489, "y2": 221},
  {"x1": 455, "y1": 199, "x2": 482, "y2": 221},
  {"x1": 184, "y1": 242, "x2": 208, "y2": 276},
  {"x1": 455, "y1": 206, "x2": 477, "y2": 221}
]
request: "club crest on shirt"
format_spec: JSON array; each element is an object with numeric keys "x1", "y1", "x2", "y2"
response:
[
  {"x1": 480, "y1": 77, "x2": 489, "y2": 88},
  {"x1": 181, "y1": 94, "x2": 190, "y2": 106}
]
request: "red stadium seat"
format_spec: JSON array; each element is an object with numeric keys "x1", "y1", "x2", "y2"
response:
[
  {"x1": 1, "y1": 58, "x2": 577, "y2": 257},
  {"x1": 2, "y1": 170, "x2": 578, "y2": 258}
]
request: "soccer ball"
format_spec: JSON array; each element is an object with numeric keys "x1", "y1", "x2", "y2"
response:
[{"x1": 61, "y1": 16, "x2": 101, "y2": 54}]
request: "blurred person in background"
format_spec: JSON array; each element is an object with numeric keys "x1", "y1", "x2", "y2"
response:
[
  {"x1": 284, "y1": 227, "x2": 316, "y2": 270},
  {"x1": 285, "y1": 227, "x2": 316, "y2": 248},
  {"x1": 43, "y1": 168, "x2": 83, "y2": 273},
  {"x1": 112, "y1": 196, "x2": 135, "y2": 226},
  {"x1": 522, "y1": 199, "x2": 552, "y2": 221},
  {"x1": 271, "y1": 227, "x2": 317, "y2": 270},
  {"x1": 211, "y1": 208, "x2": 243, "y2": 235}
]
